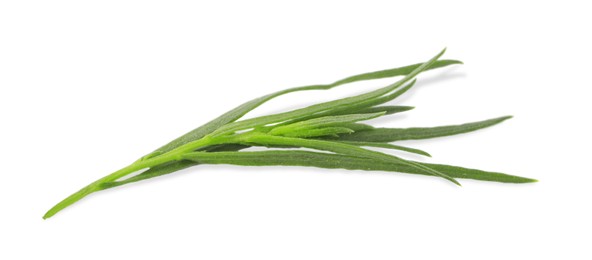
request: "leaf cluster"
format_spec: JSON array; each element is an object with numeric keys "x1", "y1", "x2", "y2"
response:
[{"x1": 44, "y1": 49, "x2": 535, "y2": 219}]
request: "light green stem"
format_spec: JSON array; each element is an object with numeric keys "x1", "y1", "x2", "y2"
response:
[{"x1": 43, "y1": 136, "x2": 219, "y2": 219}]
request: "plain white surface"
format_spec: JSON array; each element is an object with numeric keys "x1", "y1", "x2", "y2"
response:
[{"x1": 1, "y1": 1, "x2": 591, "y2": 259}]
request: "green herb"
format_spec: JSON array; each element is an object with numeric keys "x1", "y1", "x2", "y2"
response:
[{"x1": 43, "y1": 49, "x2": 535, "y2": 219}]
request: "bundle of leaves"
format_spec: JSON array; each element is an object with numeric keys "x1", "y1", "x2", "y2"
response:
[{"x1": 44, "y1": 49, "x2": 535, "y2": 219}]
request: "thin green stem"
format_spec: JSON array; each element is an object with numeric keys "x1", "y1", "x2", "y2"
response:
[
  {"x1": 43, "y1": 161, "x2": 151, "y2": 219},
  {"x1": 43, "y1": 137, "x2": 219, "y2": 219}
]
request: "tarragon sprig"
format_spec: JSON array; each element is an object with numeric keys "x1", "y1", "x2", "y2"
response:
[{"x1": 43, "y1": 49, "x2": 535, "y2": 219}]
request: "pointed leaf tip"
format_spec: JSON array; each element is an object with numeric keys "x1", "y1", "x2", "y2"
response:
[{"x1": 493, "y1": 115, "x2": 513, "y2": 124}]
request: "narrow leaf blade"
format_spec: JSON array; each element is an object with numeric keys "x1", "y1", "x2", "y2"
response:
[
  {"x1": 337, "y1": 116, "x2": 513, "y2": 142},
  {"x1": 242, "y1": 133, "x2": 460, "y2": 185},
  {"x1": 180, "y1": 150, "x2": 536, "y2": 183},
  {"x1": 337, "y1": 141, "x2": 431, "y2": 157}
]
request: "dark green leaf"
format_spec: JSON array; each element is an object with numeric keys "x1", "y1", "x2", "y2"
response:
[
  {"x1": 349, "y1": 106, "x2": 414, "y2": 115},
  {"x1": 337, "y1": 116, "x2": 513, "y2": 142},
  {"x1": 336, "y1": 141, "x2": 431, "y2": 157},
  {"x1": 180, "y1": 150, "x2": 536, "y2": 183}
]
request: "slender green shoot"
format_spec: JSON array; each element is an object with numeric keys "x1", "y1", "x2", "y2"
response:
[{"x1": 43, "y1": 50, "x2": 533, "y2": 220}]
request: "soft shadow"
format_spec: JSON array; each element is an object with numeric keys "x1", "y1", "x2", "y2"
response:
[{"x1": 394, "y1": 68, "x2": 467, "y2": 104}]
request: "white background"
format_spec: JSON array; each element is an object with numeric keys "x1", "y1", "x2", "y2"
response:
[{"x1": 1, "y1": 1, "x2": 591, "y2": 259}]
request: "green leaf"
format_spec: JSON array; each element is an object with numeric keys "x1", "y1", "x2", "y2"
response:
[
  {"x1": 346, "y1": 105, "x2": 414, "y2": 116},
  {"x1": 418, "y1": 163, "x2": 536, "y2": 183},
  {"x1": 330, "y1": 60, "x2": 462, "y2": 85},
  {"x1": 337, "y1": 116, "x2": 513, "y2": 142},
  {"x1": 336, "y1": 141, "x2": 431, "y2": 157},
  {"x1": 180, "y1": 150, "x2": 536, "y2": 183},
  {"x1": 339, "y1": 123, "x2": 375, "y2": 132}
]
